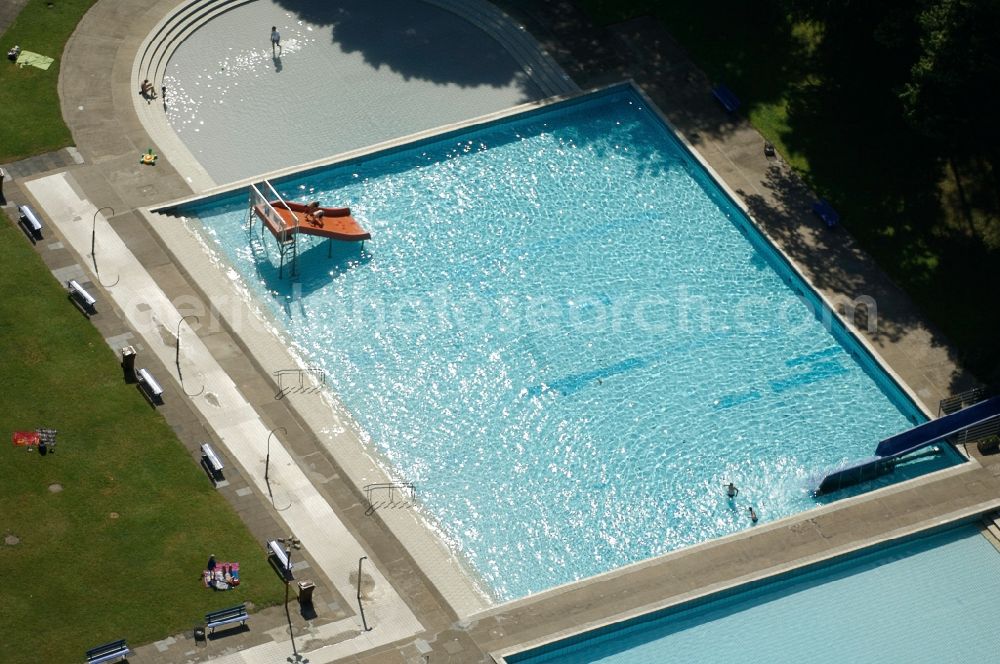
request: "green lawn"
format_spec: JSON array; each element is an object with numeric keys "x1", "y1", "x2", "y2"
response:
[
  {"x1": 1, "y1": 4, "x2": 286, "y2": 660},
  {"x1": 580, "y1": 0, "x2": 1000, "y2": 385},
  {"x1": 0, "y1": 0, "x2": 97, "y2": 162},
  {"x1": 0, "y1": 215, "x2": 285, "y2": 664}
]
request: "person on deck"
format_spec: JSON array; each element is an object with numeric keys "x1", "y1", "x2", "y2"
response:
[
  {"x1": 271, "y1": 26, "x2": 282, "y2": 56},
  {"x1": 305, "y1": 201, "x2": 325, "y2": 225}
]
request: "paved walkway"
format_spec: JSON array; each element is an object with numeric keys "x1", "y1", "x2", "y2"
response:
[
  {"x1": 0, "y1": 0, "x2": 29, "y2": 36},
  {"x1": 4, "y1": 1, "x2": 996, "y2": 664}
]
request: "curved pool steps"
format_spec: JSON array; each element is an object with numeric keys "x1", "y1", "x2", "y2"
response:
[{"x1": 133, "y1": 0, "x2": 578, "y2": 99}]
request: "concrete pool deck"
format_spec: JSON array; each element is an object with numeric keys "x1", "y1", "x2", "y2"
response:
[{"x1": 3, "y1": 1, "x2": 998, "y2": 663}]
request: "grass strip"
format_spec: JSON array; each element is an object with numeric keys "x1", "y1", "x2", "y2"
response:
[{"x1": 0, "y1": 212, "x2": 284, "y2": 664}]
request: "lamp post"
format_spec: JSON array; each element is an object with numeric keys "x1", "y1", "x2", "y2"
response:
[
  {"x1": 357, "y1": 556, "x2": 372, "y2": 631},
  {"x1": 265, "y1": 426, "x2": 286, "y2": 488},
  {"x1": 175, "y1": 314, "x2": 200, "y2": 369},
  {"x1": 91, "y1": 206, "x2": 114, "y2": 266}
]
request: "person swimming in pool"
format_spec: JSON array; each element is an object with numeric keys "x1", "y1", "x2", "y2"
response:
[
  {"x1": 749, "y1": 506, "x2": 758, "y2": 523},
  {"x1": 726, "y1": 482, "x2": 739, "y2": 499}
]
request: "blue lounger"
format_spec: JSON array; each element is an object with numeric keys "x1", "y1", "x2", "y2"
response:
[
  {"x1": 812, "y1": 199, "x2": 840, "y2": 228},
  {"x1": 712, "y1": 85, "x2": 740, "y2": 113}
]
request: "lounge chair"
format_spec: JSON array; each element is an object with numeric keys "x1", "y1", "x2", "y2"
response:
[
  {"x1": 812, "y1": 199, "x2": 840, "y2": 228},
  {"x1": 712, "y1": 84, "x2": 740, "y2": 114}
]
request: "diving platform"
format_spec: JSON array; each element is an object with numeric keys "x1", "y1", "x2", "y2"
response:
[
  {"x1": 816, "y1": 395, "x2": 1000, "y2": 495},
  {"x1": 246, "y1": 180, "x2": 369, "y2": 278}
]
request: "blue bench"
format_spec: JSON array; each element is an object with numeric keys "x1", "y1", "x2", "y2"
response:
[
  {"x1": 712, "y1": 84, "x2": 741, "y2": 114},
  {"x1": 205, "y1": 603, "x2": 249, "y2": 634},
  {"x1": 85, "y1": 639, "x2": 130, "y2": 664},
  {"x1": 812, "y1": 199, "x2": 840, "y2": 228}
]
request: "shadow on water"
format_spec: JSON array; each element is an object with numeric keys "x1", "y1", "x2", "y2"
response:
[
  {"x1": 249, "y1": 233, "x2": 373, "y2": 300},
  {"x1": 273, "y1": 0, "x2": 539, "y2": 98},
  {"x1": 272, "y1": 55, "x2": 283, "y2": 73}
]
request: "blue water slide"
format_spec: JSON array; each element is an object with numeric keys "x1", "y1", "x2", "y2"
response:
[
  {"x1": 875, "y1": 396, "x2": 1000, "y2": 457},
  {"x1": 816, "y1": 396, "x2": 1000, "y2": 495}
]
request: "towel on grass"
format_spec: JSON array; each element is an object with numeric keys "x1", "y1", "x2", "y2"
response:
[
  {"x1": 16, "y1": 51, "x2": 54, "y2": 71},
  {"x1": 12, "y1": 431, "x2": 40, "y2": 446},
  {"x1": 203, "y1": 562, "x2": 240, "y2": 589}
]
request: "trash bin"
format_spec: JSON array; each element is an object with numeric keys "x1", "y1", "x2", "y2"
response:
[
  {"x1": 297, "y1": 580, "x2": 315, "y2": 604},
  {"x1": 121, "y1": 346, "x2": 136, "y2": 383}
]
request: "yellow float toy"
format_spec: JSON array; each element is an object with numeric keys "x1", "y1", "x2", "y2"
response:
[{"x1": 140, "y1": 148, "x2": 158, "y2": 165}]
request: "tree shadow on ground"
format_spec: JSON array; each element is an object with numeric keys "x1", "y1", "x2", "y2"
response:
[
  {"x1": 775, "y1": 25, "x2": 1000, "y2": 387},
  {"x1": 570, "y1": 0, "x2": 999, "y2": 389},
  {"x1": 273, "y1": 0, "x2": 539, "y2": 98},
  {"x1": 738, "y1": 162, "x2": 982, "y2": 395}
]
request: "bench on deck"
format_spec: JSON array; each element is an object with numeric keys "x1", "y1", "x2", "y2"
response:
[
  {"x1": 137, "y1": 367, "x2": 164, "y2": 403},
  {"x1": 205, "y1": 603, "x2": 248, "y2": 634},
  {"x1": 712, "y1": 84, "x2": 741, "y2": 114},
  {"x1": 267, "y1": 539, "x2": 293, "y2": 580},
  {"x1": 85, "y1": 639, "x2": 130, "y2": 664},
  {"x1": 201, "y1": 442, "x2": 224, "y2": 480},
  {"x1": 812, "y1": 199, "x2": 840, "y2": 228},
  {"x1": 18, "y1": 204, "x2": 43, "y2": 241},
  {"x1": 68, "y1": 279, "x2": 97, "y2": 314}
]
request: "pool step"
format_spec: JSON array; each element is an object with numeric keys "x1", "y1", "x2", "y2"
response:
[
  {"x1": 136, "y1": 0, "x2": 580, "y2": 101},
  {"x1": 425, "y1": 0, "x2": 579, "y2": 98},
  {"x1": 979, "y1": 513, "x2": 1000, "y2": 553}
]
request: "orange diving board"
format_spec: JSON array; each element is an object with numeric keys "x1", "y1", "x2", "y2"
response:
[{"x1": 253, "y1": 201, "x2": 370, "y2": 242}]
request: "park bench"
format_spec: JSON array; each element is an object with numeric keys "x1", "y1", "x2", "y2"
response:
[
  {"x1": 201, "y1": 442, "x2": 224, "y2": 480},
  {"x1": 137, "y1": 367, "x2": 164, "y2": 403},
  {"x1": 85, "y1": 639, "x2": 130, "y2": 664},
  {"x1": 267, "y1": 538, "x2": 293, "y2": 580},
  {"x1": 205, "y1": 603, "x2": 249, "y2": 634},
  {"x1": 812, "y1": 199, "x2": 841, "y2": 228},
  {"x1": 68, "y1": 279, "x2": 97, "y2": 314},
  {"x1": 18, "y1": 204, "x2": 43, "y2": 241},
  {"x1": 712, "y1": 84, "x2": 741, "y2": 114}
]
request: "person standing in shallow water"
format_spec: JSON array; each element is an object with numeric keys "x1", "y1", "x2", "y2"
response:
[{"x1": 271, "y1": 26, "x2": 281, "y2": 56}]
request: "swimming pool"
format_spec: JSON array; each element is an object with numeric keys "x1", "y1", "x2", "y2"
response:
[
  {"x1": 177, "y1": 85, "x2": 962, "y2": 601},
  {"x1": 162, "y1": 0, "x2": 546, "y2": 184},
  {"x1": 503, "y1": 523, "x2": 1000, "y2": 663}
]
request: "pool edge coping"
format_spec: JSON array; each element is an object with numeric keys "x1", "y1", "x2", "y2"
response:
[
  {"x1": 146, "y1": 80, "x2": 983, "y2": 621},
  {"x1": 488, "y1": 496, "x2": 1000, "y2": 663}
]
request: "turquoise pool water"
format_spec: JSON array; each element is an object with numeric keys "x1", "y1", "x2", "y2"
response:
[
  {"x1": 179, "y1": 86, "x2": 961, "y2": 601},
  {"x1": 506, "y1": 524, "x2": 1000, "y2": 663}
]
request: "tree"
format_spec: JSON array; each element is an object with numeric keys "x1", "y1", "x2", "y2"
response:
[{"x1": 901, "y1": 0, "x2": 1000, "y2": 158}]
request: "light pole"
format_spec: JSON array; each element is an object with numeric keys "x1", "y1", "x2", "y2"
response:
[
  {"x1": 357, "y1": 556, "x2": 372, "y2": 631},
  {"x1": 175, "y1": 314, "x2": 199, "y2": 369},
  {"x1": 265, "y1": 426, "x2": 286, "y2": 489},
  {"x1": 91, "y1": 206, "x2": 114, "y2": 260}
]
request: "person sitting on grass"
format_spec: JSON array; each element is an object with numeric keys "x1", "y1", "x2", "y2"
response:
[{"x1": 304, "y1": 201, "x2": 325, "y2": 226}]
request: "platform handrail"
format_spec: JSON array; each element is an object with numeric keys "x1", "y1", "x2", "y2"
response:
[{"x1": 249, "y1": 183, "x2": 288, "y2": 235}]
